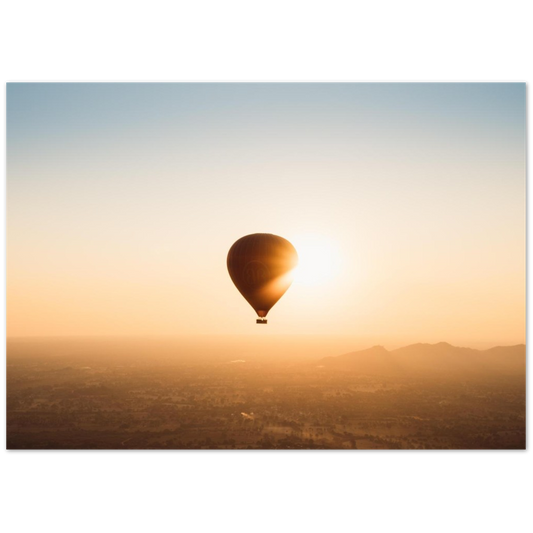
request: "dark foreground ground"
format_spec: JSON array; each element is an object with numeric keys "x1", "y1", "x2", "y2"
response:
[{"x1": 7, "y1": 339, "x2": 525, "y2": 450}]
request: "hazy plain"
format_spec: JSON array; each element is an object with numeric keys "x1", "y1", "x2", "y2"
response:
[{"x1": 7, "y1": 336, "x2": 525, "y2": 450}]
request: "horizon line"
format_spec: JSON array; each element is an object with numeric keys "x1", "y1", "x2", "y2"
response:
[{"x1": 5, "y1": 334, "x2": 525, "y2": 349}]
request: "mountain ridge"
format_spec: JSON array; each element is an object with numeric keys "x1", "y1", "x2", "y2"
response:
[{"x1": 319, "y1": 342, "x2": 526, "y2": 376}]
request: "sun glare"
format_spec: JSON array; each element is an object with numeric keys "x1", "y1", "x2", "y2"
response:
[{"x1": 291, "y1": 235, "x2": 341, "y2": 285}]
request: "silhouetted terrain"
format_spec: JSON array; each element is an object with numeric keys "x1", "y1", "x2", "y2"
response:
[
  {"x1": 320, "y1": 342, "x2": 526, "y2": 376},
  {"x1": 6, "y1": 338, "x2": 525, "y2": 450}
]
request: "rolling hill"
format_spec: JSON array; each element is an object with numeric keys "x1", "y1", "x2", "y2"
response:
[{"x1": 319, "y1": 342, "x2": 526, "y2": 376}]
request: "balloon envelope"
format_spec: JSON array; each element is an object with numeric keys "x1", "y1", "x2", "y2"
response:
[{"x1": 227, "y1": 233, "x2": 298, "y2": 318}]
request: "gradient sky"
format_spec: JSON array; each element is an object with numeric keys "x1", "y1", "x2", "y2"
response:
[{"x1": 6, "y1": 83, "x2": 526, "y2": 345}]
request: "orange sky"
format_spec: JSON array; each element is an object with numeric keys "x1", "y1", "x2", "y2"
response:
[{"x1": 7, "y1": 83, "x2": 526, "y2": 345}]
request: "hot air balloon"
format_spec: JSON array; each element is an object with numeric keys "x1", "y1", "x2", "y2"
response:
[{"x1": 227, "y1": 233, "x2": 298, "y2": 324}]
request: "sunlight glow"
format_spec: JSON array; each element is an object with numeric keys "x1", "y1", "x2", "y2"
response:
[{"x1": 291, "y1": 235, "x2": 341, "y2": 285}]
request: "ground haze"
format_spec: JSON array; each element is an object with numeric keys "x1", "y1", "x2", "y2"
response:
[{"x1": 7, "y1": 337, "x2": 525, "y2": 450}]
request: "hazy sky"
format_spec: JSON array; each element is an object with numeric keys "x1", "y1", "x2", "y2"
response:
[{"x1": 7, "y1": 83, "x2": 526, "y2": 345}]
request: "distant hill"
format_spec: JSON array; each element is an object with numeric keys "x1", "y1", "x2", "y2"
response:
[{"x1": 319, "y1": 342, "x2": 526, "y2": 376}]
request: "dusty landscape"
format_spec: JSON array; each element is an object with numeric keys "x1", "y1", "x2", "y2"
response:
[{"x1": 7, "y1": 337, "x2": 525, "y2": 450}]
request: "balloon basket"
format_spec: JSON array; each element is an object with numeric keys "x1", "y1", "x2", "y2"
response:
[{"x1": 256, "y1": 318, "x2": 268, "y2": 324}]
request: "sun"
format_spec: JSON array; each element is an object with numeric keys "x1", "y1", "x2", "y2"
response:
[{"x1": 291, "y1": 235, "x2": 341, "y2": 285}]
